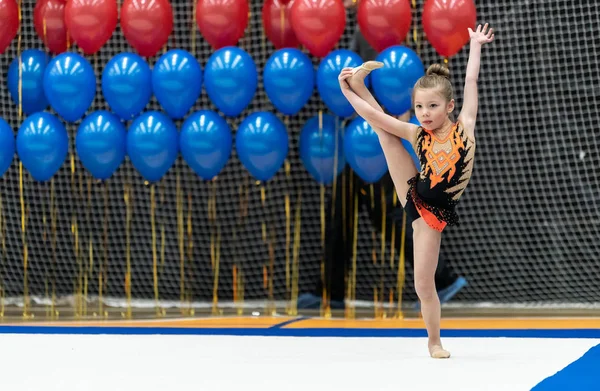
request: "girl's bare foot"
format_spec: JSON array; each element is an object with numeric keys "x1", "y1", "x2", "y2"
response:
[
  {"x1": 348, "y1": 61, "x2": 383, "y2": 90},
  {"x1": 429, "y1": 344, "x2": 451, "y2": 359}
]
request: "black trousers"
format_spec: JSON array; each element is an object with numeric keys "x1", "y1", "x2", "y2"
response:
[{"x1": 316, "y1": 169, "x2": 459, "y2": 302}]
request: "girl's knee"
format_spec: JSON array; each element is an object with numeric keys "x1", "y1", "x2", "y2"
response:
[{"x1": 414, "y1": 277, "x2": 436, "y2": 301}]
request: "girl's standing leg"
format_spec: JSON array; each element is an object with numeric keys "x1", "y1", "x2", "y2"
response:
[{"x1": 412, "y1": 217, "x2": 450, "y2": 358}]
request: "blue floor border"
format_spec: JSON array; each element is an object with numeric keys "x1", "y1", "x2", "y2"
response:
[
  {"x1": 531, "y1": 343, "x2": 600, "y2": 390},
  {"x1": 0, "y1": 325, "x2": 599, "y2": 338}
]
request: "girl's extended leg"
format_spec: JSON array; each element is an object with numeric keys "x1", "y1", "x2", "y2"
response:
[
  {"x1": 347, "y1": 63, "x2": 417, "y2": 204},
  {"x1": 412, "y1": 217, "x2": 450, "y2": 358}
]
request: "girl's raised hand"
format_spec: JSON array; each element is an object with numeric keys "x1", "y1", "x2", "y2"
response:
[{"x1": 468, "y1": 23, "x2": 494, "y2": 45}]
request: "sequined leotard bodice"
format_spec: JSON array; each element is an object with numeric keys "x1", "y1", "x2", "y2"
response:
[{"x1": 406, "y1": 121, "x2": 476, "y2": 230}]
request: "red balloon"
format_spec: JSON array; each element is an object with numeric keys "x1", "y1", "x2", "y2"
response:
[
  {"x1": 290, "y1": 0, "x2": 345, "y2": 58},
  {"x1": 422, "y1": 0, "x2": 476, "y2": 58},
  {"x1": 34, "y1": 0, "x2": 70, "y2": 54},
  {"x1": 262, "y1": 0, "x2": 299, "y2": 49},
  {"x1": 357, "y1": 0, "x2": 411, "y2": 52},
  {"x1": 121, "y1": 0, "x2": 173, "y2": 57},
  {"x1": 0, "y1": 0, "x2": 19, "y2": 54},
  {"x1": 196, "y1": 0, "x2": 249, "y2": 50},
  {"x1": 65, "y1": 0, "x2": 117, "y2": 55}
]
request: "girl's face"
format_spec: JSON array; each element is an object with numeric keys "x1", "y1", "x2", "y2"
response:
[{"x1": 413, "y1": 88, "x2": 454, "y2": 130}]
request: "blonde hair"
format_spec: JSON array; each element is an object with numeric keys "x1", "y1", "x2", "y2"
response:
[{"x1": 412, "y1": 64, "x2": 453, "y2": 103}]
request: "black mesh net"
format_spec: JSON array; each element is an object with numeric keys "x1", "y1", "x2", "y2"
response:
[{"x1": 0, "y1": 0, "x2": 599, "y2": 318}]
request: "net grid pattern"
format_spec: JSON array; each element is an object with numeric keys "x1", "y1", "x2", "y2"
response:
[{"x1": 0, "y1": 1, "x2": 598, "y2": 315}]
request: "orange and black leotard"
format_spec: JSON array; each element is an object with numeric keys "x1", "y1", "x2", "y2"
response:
[{"x1": 405, "y1": 121, "x2": 476, "y2": 232}]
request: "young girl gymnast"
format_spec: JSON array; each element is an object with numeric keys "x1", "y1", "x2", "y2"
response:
[{"x1": 338, "y1": 23, "x2": 494, "y2": 358}]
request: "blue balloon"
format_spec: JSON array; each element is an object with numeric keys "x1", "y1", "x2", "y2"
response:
[
  {"x1": 344, "y1": 116, "x2": 388, "y2": 183},
  {"x1": 102, "y1": 53, "x2": 152, "y2": 121},
  {"x1": 0, "y1": 118, "x2": 15, "y2": 177},
  {"x1": 372, "y1": 45, "x2": 424, "y2": 115},
  {"x1": 17, "y1": 112, "x2": 68, "y2": 182},
  {"x1": 127, "y1": 111, "x2": 178, "y2": 183},
  {"x1": 180, "y1": 111, "x2": 232, "y2": 180},
  {"x1": 44, "y1": 52, "x2": 96, "y2": 122},
  {"x1": 405, "y1": 115, "x2": 421, "y2": 170},
  {"x1": 236, "y1": 112, "x2": 288, "y2": 181},
  {"x1": 299, "y1": 114, "x2": 345, "y2": 184},
  {"x1": 7, "y1": 49, "x2": 50, "y2": 115},
  {"x1": 264, "y1": 48, "x2": 314, "y2": 115},
  {"x1": 153, "y1": 49, "x2": 202, "y2": 119},
  {"x1": 205, "y1": 47, "x2": 257, "y2": 117},
  {"x1": 317, "y1": 49, "x2": 366, "y2": 118},
  {"x1": 76, "y1": 111, "x2": 126, "y2": 180}
]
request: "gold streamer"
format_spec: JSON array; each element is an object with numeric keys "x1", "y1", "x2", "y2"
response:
[
  {"x1": 176, "y1": 172, "x2": 186, "y2": 314},
  {"x1": 290, "y1": 189, "x2": 302, "y2": 316},
  {"x1": 210, "y1": 181, "x2": 220, "y2": 314},
  {"x1": 17, "y1": 0, "x2": 30, "y2": 320},
  {"x1": 84, "y1": 177, "x2": 93, "y2": 317},
  {"x1": 187, "y1": 192, "x2": 194, "y2": 315},
  {"x1": 261, "y1": 184, "x2": 266, "y2": 243},
  {"x1": 51, "y1": 180, "x2": 57, "y2": 319},
  {"x1": 342, "y1": 171, "x2": 346, "y2": 243},
  {"x1": 211, "y1": 225, "x2": 221, "y2": 316},
  {"x1": 345, "y1": 196, "x2": 359, "y2": 319},
  {"x1": 331, "y1": 120, "x2": 341, "y2": 221},
  {"x1": 390, "y1": 190, "x2": 398, "y2": 268},
  {"x1": 232, "y1": 225, "x2": 243, "y2": 316},
  {"x1": 123, "y1": 184, "x2": 132, "y2": 319},
  {"x1": 412, "y1": 0, "x2": 420, "y2": 56},
  {"x1": 43, "y1": 184, "x2": 48, "y2": 316},
  {"x1": 319, "y1": 111, "x2": 325, "y2": 248},
  {"x1": 0, "y1": 193, "x2": 4, "y2": 317},
  {"x1": 377, "y1": 190, "x2": 387, "y2": 318},
  {"x1": 151, "y1": 184, "x2": 160, "y2": 316},
  {"x1": 100, "y1": 181, "x2": 109, "y2": 318},
  {"x1": 267, "y1": 228, "x2": 275, "y2": 315},
  {"x1": 19, "y1": 162, "x2": 29, "y2": 319},
  {"x1": 284, "y1": 162, "x2": 291, "y2": 297},
  {"x1": 160, "y1": 189, "x2": 166, "y2": 277}
]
